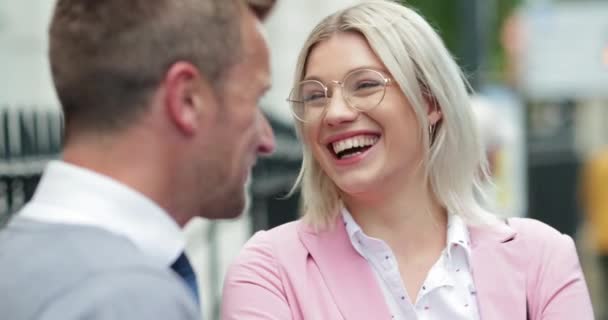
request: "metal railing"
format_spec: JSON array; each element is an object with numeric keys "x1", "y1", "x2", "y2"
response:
[{"x1": 0, "y1": 105, "x2": 63, "y2": 226}]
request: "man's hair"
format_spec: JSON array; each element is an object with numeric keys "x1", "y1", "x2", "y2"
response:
[{"x1": 49, "y1": 0, "x2": 274, "y2": 137}]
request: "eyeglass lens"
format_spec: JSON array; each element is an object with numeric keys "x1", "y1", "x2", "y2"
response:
[{"x1": 289, "y1": 69, "x2": 387, "y2": 122}]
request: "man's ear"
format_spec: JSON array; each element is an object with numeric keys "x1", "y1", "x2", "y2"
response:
[{"x1": 163, "y1": 62, "x2": 215, "y2": 135}]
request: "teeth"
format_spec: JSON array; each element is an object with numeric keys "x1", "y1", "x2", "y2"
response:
[
  {"x1": 331, "y1": 135, "x2": 378, "y2": 155},
  {"x1": 342, "y1": 151, "x2": 363, "y2": 159}
]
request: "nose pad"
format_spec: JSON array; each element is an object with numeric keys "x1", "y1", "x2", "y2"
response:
[{"x1": 322, "y1": 85, "x2": 359, "y2": 127}]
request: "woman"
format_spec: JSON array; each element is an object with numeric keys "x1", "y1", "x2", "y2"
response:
[{"x1": 221, "y1": 1, "x2": 593, "y2": 319}]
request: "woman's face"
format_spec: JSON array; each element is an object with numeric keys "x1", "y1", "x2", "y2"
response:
[{"x1": 301, "y1": 32, "x2": 432, "y2": 197}]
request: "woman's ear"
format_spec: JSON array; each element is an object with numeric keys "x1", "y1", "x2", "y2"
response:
[{"x1": 423, "y1": 91, "x2": 442, "y2": 126}]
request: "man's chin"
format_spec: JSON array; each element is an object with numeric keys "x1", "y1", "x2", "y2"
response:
[
  {"x1": 224, "y1": 200, "x2": 247, "y2": 220},
  {"x1": 201, "y1": 175, "x2": 252, "y2": 220},
  {"x1": 232, "y1": 174, "x2": 253, "y2": 218},
  {"x1": 216, "y1": 187, "x2": 250, "y2": 220}
]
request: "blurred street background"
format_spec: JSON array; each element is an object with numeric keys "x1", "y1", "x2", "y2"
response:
[{"x1": 1, "y1": 0, "x2": 607, "y2": 319}]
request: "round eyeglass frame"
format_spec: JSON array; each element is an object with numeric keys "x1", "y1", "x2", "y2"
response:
[{"x1": 286, "y1": 68, "x2": 393, "y2": 123}]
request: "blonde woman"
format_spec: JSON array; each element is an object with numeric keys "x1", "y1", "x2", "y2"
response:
[{"x1": 221, "y1": 1, "x2": 593, "y2": 319}]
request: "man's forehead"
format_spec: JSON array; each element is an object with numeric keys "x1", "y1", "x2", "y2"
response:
[
  {"x1": 255, "y1": 45, "x2": 271, "y2": 89},
  {"x1": 237, "y1": 11, "x2": 271, "y2": 87},
  {"x1": 241, "y1": 8, "x2": 269, "y2": 54},
  {"x1": 250, "y1": 19, "x2": 270, "y2": 70}
]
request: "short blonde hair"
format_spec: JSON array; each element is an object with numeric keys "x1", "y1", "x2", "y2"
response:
[
  {"x1": 290, "y1": 0, "x2": 497, "y2": 229},
  {"x1": 50, "y1": 0, "x2": 275, "y2": 140}
]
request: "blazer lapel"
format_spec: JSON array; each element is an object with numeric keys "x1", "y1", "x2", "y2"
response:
[
  {"x1": 469, "y1": 222, "x2": 527, "y2": 320},
  {"x1": 298, "y1": 217, "x2": 392, "y2": 320}
]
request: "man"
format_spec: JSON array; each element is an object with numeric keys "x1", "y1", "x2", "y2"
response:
[{"x1": 0, "y1": 0, "x2": 276, "y2": 319}]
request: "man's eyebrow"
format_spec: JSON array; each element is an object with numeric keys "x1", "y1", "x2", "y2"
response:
[{"x1": 247, "y1": 0, "x2": 276, "y2": 21}]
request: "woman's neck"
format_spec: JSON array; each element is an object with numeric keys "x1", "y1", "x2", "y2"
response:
[{"x1": 341, "y1": 172, "x2": 447, "y2": 258}]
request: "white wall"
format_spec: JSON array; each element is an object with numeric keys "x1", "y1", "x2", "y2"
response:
[
  {"x1": 0, "y1": 1, "x2": 59, "y2": 109},
  {"x1": 261, "y1": 0, "x2": 363, "y2": 123}
]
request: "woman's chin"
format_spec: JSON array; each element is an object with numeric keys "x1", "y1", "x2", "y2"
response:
[{"x1": 335, "y1": 178, "x2": 381, "y2": 200}]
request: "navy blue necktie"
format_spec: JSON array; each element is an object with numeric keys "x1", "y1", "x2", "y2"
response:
[{"x1": 171, "y1": 252, "x2": 200, "y2": 304}]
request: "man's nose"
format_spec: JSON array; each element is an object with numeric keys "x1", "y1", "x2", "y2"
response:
[{"x1": 256, "y1": 109, "x2": 276, "y2": 155}]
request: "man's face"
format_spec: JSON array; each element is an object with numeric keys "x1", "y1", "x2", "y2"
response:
[{"x1": 195, "y1": 11, "x2": 275, "y2": 219}]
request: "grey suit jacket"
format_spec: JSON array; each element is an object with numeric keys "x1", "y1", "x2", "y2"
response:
[{"x1": 0, "y1": 216, "x2": 201, "y2": 320}]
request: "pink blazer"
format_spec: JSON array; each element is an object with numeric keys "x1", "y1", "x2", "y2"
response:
[{"x1": 221, "y1": 217, "x2": 593, "y2": 319}]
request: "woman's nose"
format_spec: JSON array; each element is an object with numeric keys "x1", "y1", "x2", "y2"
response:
[{"x1": 322, "y1": 87, "x2": 359, "y2": 127}]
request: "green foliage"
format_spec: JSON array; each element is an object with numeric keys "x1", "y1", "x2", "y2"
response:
[
  {"x1": 401, "y1": 0, "x2": 521, "y2": 83},
  {"x1": 401, "y1": 1, "x2": 459, "y2": 56}
]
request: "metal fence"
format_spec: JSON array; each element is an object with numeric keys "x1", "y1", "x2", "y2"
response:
[{"x1": 0, "y1": 105, "x2": 63, "y2": 226}]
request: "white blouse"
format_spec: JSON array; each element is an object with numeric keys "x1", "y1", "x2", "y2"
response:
[{"x1": 342, "y1": 209, "x2": 480, "y2": 320}]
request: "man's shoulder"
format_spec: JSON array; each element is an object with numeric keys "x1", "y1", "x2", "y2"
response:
[
  {"x1": 0, "y1": 216, "x2": 151, "y2": 270},
  {"x1": 36, "y1": 267, "x2": 200, "y2": 320},
  {"x1": 0, "y1": 217, "x2": 198, "y2": 319}
]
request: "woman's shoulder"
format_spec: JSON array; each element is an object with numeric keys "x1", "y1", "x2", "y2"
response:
[
  {"x1": 231, "y1": 219, "x2": 308, "y2": 267},
  {"x1": 222, "y1": 221, "x2": 308, "y2": 316},
  {"x1": 492, "y1": 217, "x2": 579, "y2": 272},
  {"x1": 245, "y1": 219, "x2": 305, "y2": 246},
  {"x1": 504, "y1": 220, "x2": 592, "y2": 317},
  {"x1": 470, "y1": 217, "x2": 574, "y2": 258},
  {"x1": 507, "y1": 217, "x2": 572, "y2": 247}
]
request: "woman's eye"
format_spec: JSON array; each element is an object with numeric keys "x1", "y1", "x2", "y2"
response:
[
  {"x1": 355, "y1": 81, "x2": 381, "y2": 90},
  {"x1": 303, "y1": 93, "x2": 325, "y2": 102}
]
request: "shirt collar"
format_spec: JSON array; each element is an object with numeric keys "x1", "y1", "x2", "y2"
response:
[
  {"x1": 342, "y1": 208, "x2": 367, "y2": 257},
  {"x1": 19, "y1": 160, "x2": 184, "y2": 267},
  {"x1": 446, "y1": 213, "x2": 473, "y2": 262},
  {"x1": 341, "y1": 207, "x2": 473, "y2": 263}
]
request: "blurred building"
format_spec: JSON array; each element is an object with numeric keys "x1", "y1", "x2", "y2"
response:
[{"x1": 516, "y1": 1, "x2": 608, "y2": 236}]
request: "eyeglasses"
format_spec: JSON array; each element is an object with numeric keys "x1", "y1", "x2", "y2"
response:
[{"x1": 287, "y1": 68, "x2": 392, "y2": 123}]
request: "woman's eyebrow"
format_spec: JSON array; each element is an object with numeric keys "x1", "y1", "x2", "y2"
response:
[{"x1": 303, "y1": 66, "x2": 389, "y2": 82}]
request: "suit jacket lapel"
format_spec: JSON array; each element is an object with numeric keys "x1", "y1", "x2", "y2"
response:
[
  {"x1": 469, "y1": 222, "x2": 528, "y2": 320},
  {"x1": 298, "y1": 217, "x2": 392, "y2": 320}
]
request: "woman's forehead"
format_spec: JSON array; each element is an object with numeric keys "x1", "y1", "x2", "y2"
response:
[{"x1": 303, "y1": 32, "x2": 384, "y2": 81}]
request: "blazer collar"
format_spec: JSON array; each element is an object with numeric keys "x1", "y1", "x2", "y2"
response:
[
  {"x1": 469, "y1": 220, "x2": 528, "y2": 320},
  {"x1": 299, "y1": 217, "x2": 528, "y2": 320},
  {"x1": 298, "y1": 216, "x2": 392, "y2": 320}
]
